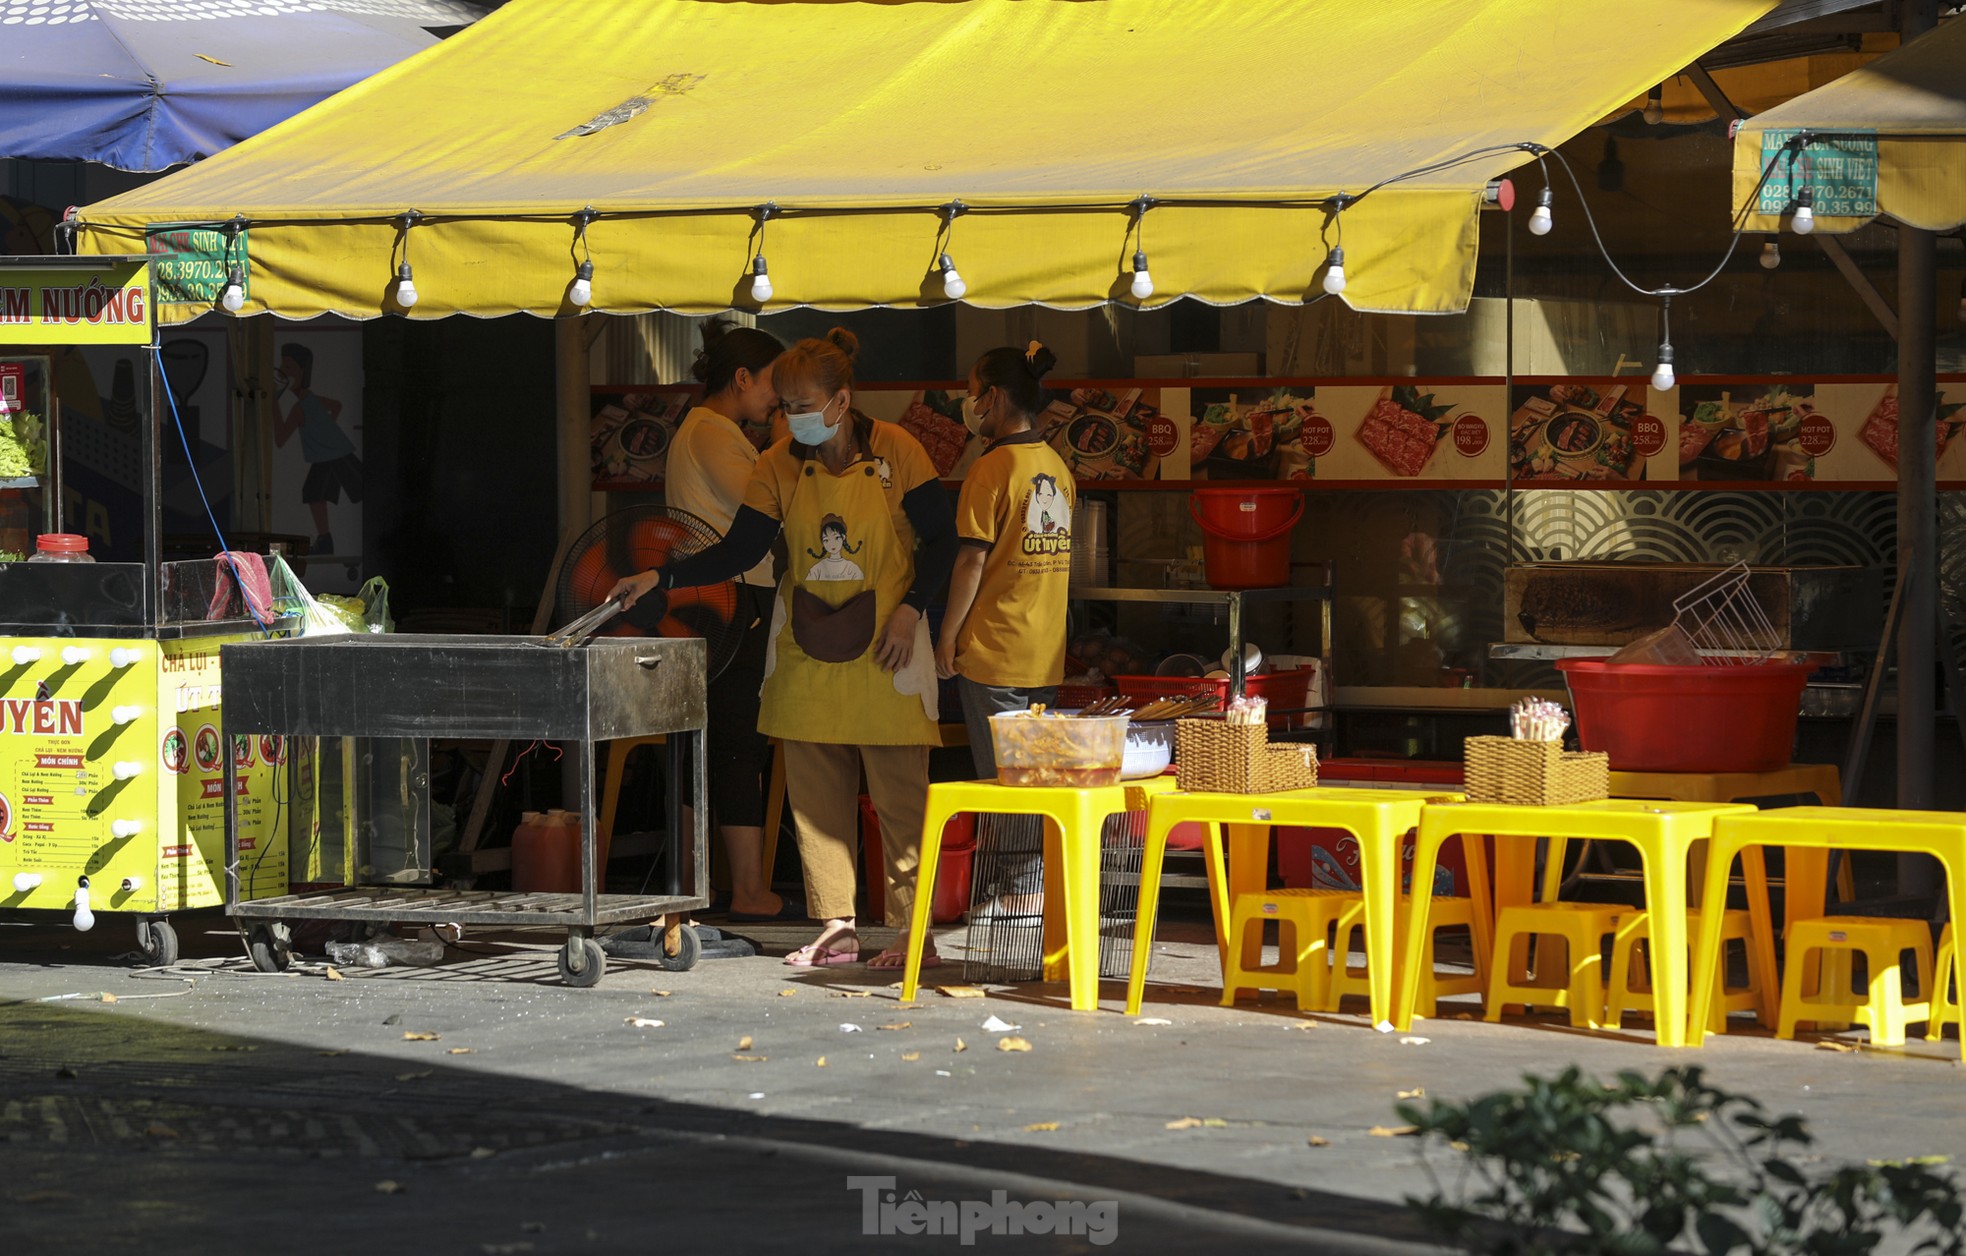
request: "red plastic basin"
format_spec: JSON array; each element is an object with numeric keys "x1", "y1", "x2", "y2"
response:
[{"x1": 1556, "y1": 659, "x2": 1814, "y2": 774}]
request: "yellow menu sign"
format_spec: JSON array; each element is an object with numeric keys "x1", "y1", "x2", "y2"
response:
[{"x1": 0, "y1": 262, "x2": 151, "y2": 346}]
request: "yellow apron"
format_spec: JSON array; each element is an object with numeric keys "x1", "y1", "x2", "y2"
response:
[{"x1": 759, "y1": 453, "x2": 938, "y2": 745}]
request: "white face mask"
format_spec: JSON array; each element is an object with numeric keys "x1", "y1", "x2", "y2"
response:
[
  {"x1": 787, "y1": 396, "x2": 839, "y2": 447},
  {"x1": 961, "y1": 391, "x2": 991, "y2": 437}
]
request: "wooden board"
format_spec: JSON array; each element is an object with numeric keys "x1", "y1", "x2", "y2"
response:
[{"x1": 1502, "y1": 562, "x2": 1876, "y2": 648}]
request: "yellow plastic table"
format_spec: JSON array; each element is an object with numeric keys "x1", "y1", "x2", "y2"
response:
[
  {"x1": 898, "y1": 776, "x2": 1177, "y2": 1012},
  {"x1": 1399, "y1": 799, "x2": 1755, "y2": 1046},
  {"x1": 1690, "y1": 807, "x2": 1966, "y2": 1060},
  {"x1": 1124, "y1": 786, "x2": 1462, "y2": 1027}
]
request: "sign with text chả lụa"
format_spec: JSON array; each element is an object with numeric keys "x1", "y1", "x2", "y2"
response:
[
  {"x1": 145, "y1": 224, "x2": 248, "y2": 307},
  {"x1": 1757, "y1": 129, "x2": 1878, "y2": 219}
]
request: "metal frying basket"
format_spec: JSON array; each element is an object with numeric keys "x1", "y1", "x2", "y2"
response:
[{"x1": 1669, "y1": 562, "x2": 1781, "y2": 665}]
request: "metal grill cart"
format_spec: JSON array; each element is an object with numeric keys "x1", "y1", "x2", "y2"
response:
[
  {"x1": 218, "y1": 632, "x2": 710, "y2": 986},
  {"x1": 1, "y1": 255, "x2": 295, "y2": 967}
]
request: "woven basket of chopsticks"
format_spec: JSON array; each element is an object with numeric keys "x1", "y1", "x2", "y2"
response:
[
  {"x1": 1175, "y1": 720, "x2": 1318, "y2": 794},
  {"x1": 1462, "y1": 737, "x2": 1608, "y2": 806}
]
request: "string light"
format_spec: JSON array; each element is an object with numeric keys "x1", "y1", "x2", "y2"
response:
[
  {"x1": 73, "y1": 878, "x2": 94, "y2": 933},
  {"x1": 1130, "y1": 250, "x2": 1154, "y2": 301},
  {"x1": 568, "y1": 207, "x2": 597, "y2": 307},
  {"x1": 1321, "y1": 245, "x2": 1347, "y2": 295},
  {"x1": 1642, "y1": 84, "x2": 1664, "y2": 126},
  {"x1": 747, "y1": 203, "x2": 776, "y2": 305},
  {"x1": 1759, "y1": 237, "x2": 1781, "y2": 269},
  {"x1": 934, "y1": 202, "x2": 968, "y2": 301},
  {"x1": 1650, "y1": 294, "x2": 1676, "y2": 393},
  {"x1": 1790, "y1": 186, "x2": 1815, "y2": 235},
  {"x1": 1528, "y1": 186, "x2": 1554, "y2": 236},
  {"x1": 221, "y1": 267, "x2": 245, "y2": 312},
  {"x1": 392, "y1": 210, "x2": 422, "y2": 310}
]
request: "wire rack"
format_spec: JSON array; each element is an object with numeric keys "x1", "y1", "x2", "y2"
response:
[
  {"x1": 1671, "y1": 561, "x2": 1782, "y2": 665},
  {"x1": 961, "y1": 812, "x2": 1145, "y2": 984}
]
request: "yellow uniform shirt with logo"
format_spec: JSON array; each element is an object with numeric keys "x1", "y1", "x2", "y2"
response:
[{"x1": 952, "y1": 434, "x2": 1074, "y2": 688}]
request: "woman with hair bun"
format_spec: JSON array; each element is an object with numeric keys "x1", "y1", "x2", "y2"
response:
[
  {"x1": 934, "y1": 341, "x2": 1073, "y2": 920},
  {"x1": 662, "y1": 317, "x2": 789, "y2": 920},
  {"x1": 613, "y1": 327, "x2": 959, "y2": 969}
]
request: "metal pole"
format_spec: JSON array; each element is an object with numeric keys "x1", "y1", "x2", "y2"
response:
[
  {"x1": 1895, "y1": 0, "x2": 1939, "y2": 888},
  {"x1": 556, "y1": 318, "x2": 590, "y2": 814}
]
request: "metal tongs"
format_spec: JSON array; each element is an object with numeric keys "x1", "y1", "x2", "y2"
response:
[{"x1": 542, "y1": 593, "x2": 626, "y2": 649}]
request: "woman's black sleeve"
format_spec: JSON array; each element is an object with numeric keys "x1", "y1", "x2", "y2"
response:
[
  {"x1": 660, "y1": 506, "x2": 780, "y2": 589},
  {"x1": 900, "y1": 480, "x2": 958, "y2": 612}
]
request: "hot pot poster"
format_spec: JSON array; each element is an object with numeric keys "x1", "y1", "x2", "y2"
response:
[{"x1": 1192, "y1": 384, "x2": 1506, "y2": 482}]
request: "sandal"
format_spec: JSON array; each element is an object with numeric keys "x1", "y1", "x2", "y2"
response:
[
  {"x1": 866, "y1": 945, "x2": 939, "y2": 971},
  {"x1": 784, "y1": 940, "x2": 861, "y2": 967}
]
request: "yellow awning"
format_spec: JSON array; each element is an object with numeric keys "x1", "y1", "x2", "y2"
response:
[
  {"x1": 1734, "y1": 18, "x2": 1966, "y2": 234},
  {"x1": 76, "y1": 0, "x2": 1776, "y2": 324}
]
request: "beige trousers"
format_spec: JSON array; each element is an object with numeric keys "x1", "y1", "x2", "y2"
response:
[{"x1": 781, "y1": 740, "x2": 929, "y2": 927}]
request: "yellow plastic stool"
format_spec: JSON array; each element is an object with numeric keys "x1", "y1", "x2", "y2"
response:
[
  {"x1": 1219, "y1": 888, "x2": 1360, "y2": 1010},
  {"x1": 1777, "y1": 916, "x2": 1934, "y2": 1045},
  {"x1": 900, "y1": 777, "x2": 1175, "y2": 1012},
  {"x1": 1485, "y1": 902, "x2": 1626, "y2": 1029},
  {"x1": 1329, "y1": 895, "x2": 1481, "y2": 1017},
  {"x1": 1927, "y1": 923, "x2": 1959, "y2": 1042},
  {"x1": 1608, "y1": 909, "x2": 1770, "y2": 1033}
]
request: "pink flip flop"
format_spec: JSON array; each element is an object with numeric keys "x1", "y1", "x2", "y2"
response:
[{"x1": 784, "y1": 941, "x2": 861, "y2": 968}]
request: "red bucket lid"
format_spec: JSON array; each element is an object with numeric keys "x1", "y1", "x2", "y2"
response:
[{"x1": 35, "y1": 533, "x2": 89, "y2": 553}]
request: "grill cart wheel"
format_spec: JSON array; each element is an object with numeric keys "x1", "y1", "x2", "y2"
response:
[
  {"x1": 136, "y1": 918, "x2": 179, "y2": 967},
  {"x1": 558, "y1": 935, "x2": 606, "y2": 987},
  {"x1": 657, "y1": 922, "x2": 701, "y2": 972}
]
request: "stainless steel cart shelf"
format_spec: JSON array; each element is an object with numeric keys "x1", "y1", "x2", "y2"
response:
[
  {"x1": 218, "y1": 632, "x2": 711, "y2": 986},
  {"x1": 1069, "y1": 578, "x2": 1334, "y2": 711}
]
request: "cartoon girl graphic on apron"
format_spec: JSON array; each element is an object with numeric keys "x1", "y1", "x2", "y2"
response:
[{"x1": 759, "y1": 456, "x2": 938, "y2": 745}]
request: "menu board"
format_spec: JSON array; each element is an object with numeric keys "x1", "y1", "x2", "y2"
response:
[{"x1": 596, "y1": 375, "x2": 1966, "y2": 489}]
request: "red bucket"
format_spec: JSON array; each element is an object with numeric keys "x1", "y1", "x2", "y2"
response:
[
  {"x1": 1556, "y1": 659, "x2": 1815, "y2": 773},
  {"x1": 1188, "y1": 488, "x2": 1303, "y2": 589}
]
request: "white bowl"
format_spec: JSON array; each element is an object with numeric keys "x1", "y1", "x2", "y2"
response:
[{"x1": 1121, "y1": 720, "x2": 1175, "y2": 780}]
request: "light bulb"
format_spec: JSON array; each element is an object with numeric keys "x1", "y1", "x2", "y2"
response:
[
  {"x1": 121, "y1": 876, "x2": 143, "y2": 893},
  {"x1": 220, "y1": 268, "x2": 245, "y2": 313},
  {"x1": 12, "y1": 872, "x2": 41, "y2": 893},
  {"x1": 939, "y1": 253, "x2": 966, "y2": 301},
  {"x1": 748, "y1": 255, "x2": 773, "y2": 304},
  {"x1": 110, "y1": 647, "x2": 140, "y2": 668},
  {"x1": 1651, "y1": 343, "x2": 1676, "y2": 392},
  {"x1": 568, "y1": 260, "x2": 593, "y2": 308},
  {"x1": 61, "y1": 646, "x2": 90, "y2": 665},
  {"x1": 1643, "y1": 85, "x2": 1664, "y2": 125},
  {"x1": 73, "y1": 882, "x2": 94, "y2": 932},
  {"x1": 112, "y1": 760, "x2": 143, "y2": 780},
  {"x1": 1759, "y1": 239, "x2": 1781, "y2": 270},
  {"x1": 1321, "y1": 246, "x2": 1347, "y2": 295},
  {"x1": 1527, "y1": 187, "x2": 1554, "y2": 236},
  {"x1": 1790, "y1": 188, "x2": 1815, "y2": 235},
  {"x1": 112, "y1": 819, "x2": 142, "y2": 839},
  {"x1": 395, "y1": 261, "x2": 419, "y2": 308},
  {"x1": 1129, "y1": 249, "x2": 1154, "y2": 300},
  {"x1": 11, "y1": 646, "x2": 41, "y2": 665}
]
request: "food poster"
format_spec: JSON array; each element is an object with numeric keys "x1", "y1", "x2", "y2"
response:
[
  {"x1": 1039, "y1": 386, "x2": 1178, "y2": 482},
  {"x1": 1673, "y1": 383, "x2": 1824, "y2": 482},
  {"x1": 590, "y1": 386, "x2": 698, "y2": 490},
  {"x1": 1190, "y1": 387, "x2": 1324, "y2": 480},
  {"x1": 0, "y1": 635, "x2": 282, "y2": 918},
  {"x1": 267, "y1": 325, "x2": 364, "y2": 590},
  {"x1": 1508, "y1": 381, "x2": 1663, "y2": 484},
  {"x1": 159, "y1": 635, "x2": 286, "y2": 909},
  {"x1": 1299, "y1": 384, "x2": 1506, "y2": 482},
  {"x1": 1820, "y1": 381, "x2": 1966, "y2": 481}
]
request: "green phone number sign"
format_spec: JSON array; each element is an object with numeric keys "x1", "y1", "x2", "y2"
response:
[
  {"x1": 145, "y1": 225, "x2": 249, "y2": 305},
  {"x1": 1756, "y1": 129, "x2": 1877, "y2": 219}
]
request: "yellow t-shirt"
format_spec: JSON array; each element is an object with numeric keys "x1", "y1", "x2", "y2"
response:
[{"x1": 952, "y1": 432, "x2": 1074, "y2": 688}]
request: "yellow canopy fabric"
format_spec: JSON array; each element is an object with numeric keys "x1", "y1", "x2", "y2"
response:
[
  {"x1": 1734, "y1": 18, "x2": 1966, "y2": 234},
  {"x1": 77, "y1": 0, "x2": 1775, "y2": 324}
]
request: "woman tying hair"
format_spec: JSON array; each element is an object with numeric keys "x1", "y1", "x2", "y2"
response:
[
  {"x1": 661, "y1": 317, "x2": 791, "y2": 921},
  {"x1": 934, "y1": 342, "x2": 1073, "y2": 920},
  {"x1": 612, "y1": 329, "x2": 958, "y2": 969}
]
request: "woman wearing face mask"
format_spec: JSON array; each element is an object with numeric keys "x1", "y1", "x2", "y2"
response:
[
  {"x1": 933, "y1": 342, "x2": 1072, "y2": 920},
  {"x1": 611, "y1": 328, "x2": 958, "y2": 969},
  {"x1": 662, "y1": 317, "x2": 792, "y2": 921}
]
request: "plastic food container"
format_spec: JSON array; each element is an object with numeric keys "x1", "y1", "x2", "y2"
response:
[
  {"x1": 28, "y1": 533, "x2": 93, "y2": 563},
  {"x1": 1556, "y1": 658, "x2": 1814, "y2": 773},
  {"x1": 989, "y1": 712, "x2": 1129, "y2": 787},
  {"x1": 1121, "y1": 721, "x2": 1175, "y2": 780}
]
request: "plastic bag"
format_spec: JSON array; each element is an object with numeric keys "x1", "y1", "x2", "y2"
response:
[{"x1": 268, "y1": 556, "x2": 392, "y2": 637}]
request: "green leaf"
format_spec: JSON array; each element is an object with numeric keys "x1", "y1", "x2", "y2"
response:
[{"x1": 1696, "y1": 1212, "x2": 1751, "y2": 1255}]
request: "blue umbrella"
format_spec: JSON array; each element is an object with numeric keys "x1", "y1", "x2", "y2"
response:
[{"x1": 0, "y1": 0, "x2": 490, "y2": 172}]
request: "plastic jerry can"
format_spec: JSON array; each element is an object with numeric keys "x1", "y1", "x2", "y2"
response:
[{"x1": 513, "y1": 810, "x2": 579, "y2": 894}]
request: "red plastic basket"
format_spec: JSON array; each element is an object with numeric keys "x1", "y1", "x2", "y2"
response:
[
  {"x1": 1111, "y1": 667, "x2": 1315, "y2": 729},
  {"x1": 1055, "y1": 683, "x2": 1116, "y2": 710},
  {"x1": 1556, "y1": 659, "x2": 1814, "y2": 773}
]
